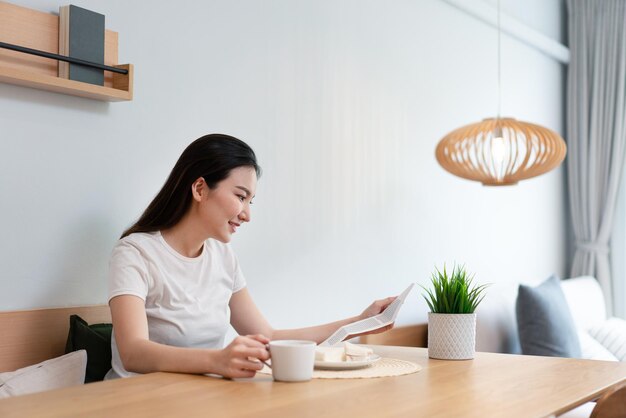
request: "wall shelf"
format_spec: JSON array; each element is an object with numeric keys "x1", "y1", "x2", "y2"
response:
[{"x1": 0, "y1": 2, "x2": 133, "y2": 101}]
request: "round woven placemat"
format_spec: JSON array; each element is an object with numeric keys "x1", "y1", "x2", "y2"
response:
[{"x1": 259, "y1": 358, "x2": 421, "y2": 379}]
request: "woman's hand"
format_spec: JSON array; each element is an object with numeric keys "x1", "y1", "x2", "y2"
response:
[
  {"x1": 214, "y1": 334, "x2": 270, "y2": 378},
  {"x1": 354, "y1": 296, "x2": 397, "y2": 336},
  {"x1": 359, "y1": 296, "x2": 396, "y2": 320}
]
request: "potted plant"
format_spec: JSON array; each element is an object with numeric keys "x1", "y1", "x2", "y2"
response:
[{"x1": 421, "y1": 264, "x2": 489, "y2": 360}]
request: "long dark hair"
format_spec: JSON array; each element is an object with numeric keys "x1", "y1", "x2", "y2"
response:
[{"x1": 121, "y1": 134, "x2": 261, "y2": 239}]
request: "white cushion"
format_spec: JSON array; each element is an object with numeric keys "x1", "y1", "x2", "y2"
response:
[
  {"x1": 561, "y1": 276, "x2": 607, "y2": 331},
  {"x1": 588, "y1": 318, "x2": 626, "y2": 361},
  {"x1": 578, "y1": 330, "x2": 618, "y2": 361},
  {"x1": 0, "y1": 350, "x2": 87, "y2": 398},
  {"x1": 557, "y1": 401, "x2": 596, "y2": 418}
]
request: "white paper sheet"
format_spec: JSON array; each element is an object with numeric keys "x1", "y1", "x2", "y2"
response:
[{"x1": 319, "y1": 283, "x2": 415, "y2": 346}]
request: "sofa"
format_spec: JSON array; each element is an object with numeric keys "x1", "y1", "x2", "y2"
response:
[{"x1": 475, "y1": 275, "x2": 623, "y2": 361}]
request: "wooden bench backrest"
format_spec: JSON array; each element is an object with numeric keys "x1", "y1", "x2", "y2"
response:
[
  {"x1": 359, "y1": 323, "x2": 428, "y2": 347},
  {"x1": 0, "y1": 305, "x2": 111, "y2": 372}
]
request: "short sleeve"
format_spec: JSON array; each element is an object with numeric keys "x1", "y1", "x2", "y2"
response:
[
  {"x1": 108, "y1": 240, "x2": 150, "y2": 302},
  {"x1": 222, "y1": 243, "x2": 246, "y2": 293},
  {"x1": 232, "y1": 257, "x2": 247, "y2": 293}
]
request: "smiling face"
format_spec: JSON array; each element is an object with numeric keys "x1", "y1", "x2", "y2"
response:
[{"x1": 193, "y1": 166, "x2": 257, "y2": 243}]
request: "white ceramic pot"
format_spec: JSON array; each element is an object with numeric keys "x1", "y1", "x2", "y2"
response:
[{"x1": 428, "y1": 312, "x2": 476, "y2": 360}]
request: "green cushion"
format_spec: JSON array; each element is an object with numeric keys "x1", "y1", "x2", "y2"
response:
[{"x1": 64, "y1": 314, "x2": 112, "y2": 383}]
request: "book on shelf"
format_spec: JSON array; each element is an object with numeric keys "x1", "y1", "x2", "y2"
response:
[{"x1": 58, "y1": 5, "x2": 105, "y2": 85}]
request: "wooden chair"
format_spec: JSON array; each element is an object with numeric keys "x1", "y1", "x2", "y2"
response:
[
  {"x1": 359, "y1": 323, "x2": 428, "y2": 347},
  {"x1": 590, "y1": 382, "x2": 626, "y2": 418}
]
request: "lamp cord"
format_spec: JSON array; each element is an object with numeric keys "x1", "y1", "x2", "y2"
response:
[{"x1": 497, "y1": 0, "x2": 501, "y2": 119}]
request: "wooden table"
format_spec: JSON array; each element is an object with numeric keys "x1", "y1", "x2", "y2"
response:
[{"x1": 1, "y1": 346, "x2": 626, "y2": 418}]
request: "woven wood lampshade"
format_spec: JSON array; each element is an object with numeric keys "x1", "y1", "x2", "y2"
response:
[{"x1": 435, "y1": 117, "x2": 567, "y2": 186}]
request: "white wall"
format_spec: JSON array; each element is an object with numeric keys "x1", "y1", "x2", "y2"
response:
[
  {"x1": 484, "y1": 0, "x2": 566, "y2": 42},
  {"x1": 0, "y1": 1, "x2": 567, "y2": 335}
]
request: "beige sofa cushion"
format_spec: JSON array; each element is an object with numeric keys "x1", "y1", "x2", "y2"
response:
[{"x1": 0, "y1": 350, "x2": 87, "y2": 398}]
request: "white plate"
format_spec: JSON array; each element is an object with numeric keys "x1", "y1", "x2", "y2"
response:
[{"x1": 314, "y1": 354, "x2": 381, "y2": 370}]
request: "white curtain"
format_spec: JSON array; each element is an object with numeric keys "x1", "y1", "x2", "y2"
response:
[
  {"x1": 567, "y1": 0, "x2": 626, "y2": 316},
  {"x1": 613, "y1": 180, "x2": 626, "y2": 318}
]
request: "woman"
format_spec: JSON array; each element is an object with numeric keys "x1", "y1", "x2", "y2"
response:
[{"x1": 106, "y1": 133, "x2": 394, "y2": 379}]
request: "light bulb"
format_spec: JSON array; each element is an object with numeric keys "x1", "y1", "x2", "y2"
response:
[
  {"x1": 491, "y1": 124, "x2": 507, "y2": 164},
  {"x1": 491, "y1": 126, "x2": 507, "y2": 182},
  {"x1": 491, "y1": 135, "x2": 506, "y2": 164}
]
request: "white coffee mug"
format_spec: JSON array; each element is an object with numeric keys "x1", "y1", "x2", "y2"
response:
[{"x1": 268, "y1": 340, "x2": 316, "y2": 382}]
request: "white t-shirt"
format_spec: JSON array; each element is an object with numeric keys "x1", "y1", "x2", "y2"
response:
[{"x1": 105, "y1": 231, "x2": 246, "y2": 379}]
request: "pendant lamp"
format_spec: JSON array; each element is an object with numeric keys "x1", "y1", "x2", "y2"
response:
[{"x1": 435, "y1": 1, "x2": 566, "y2": 186}]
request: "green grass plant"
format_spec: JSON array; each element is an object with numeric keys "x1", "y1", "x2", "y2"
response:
[{"x1": 421, "y1": 264, "x2": 489, "y2": 314}]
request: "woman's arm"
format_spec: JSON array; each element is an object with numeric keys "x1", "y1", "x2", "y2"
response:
[
  {"x1": 229, "y1": 288, "x2": 395, "y2": 344},
  {"x1": 110, "y1": 295, "x2": 269, "y2": 378}
]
